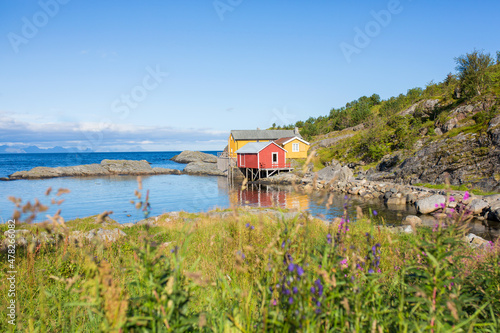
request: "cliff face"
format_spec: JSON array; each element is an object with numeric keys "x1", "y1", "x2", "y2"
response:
[
  {"x1": 317, "y1": 99, "x2": 500, "y2": 193},
  {"x1": 393, "y1": 119, "x2": 500, "y2": 191}
]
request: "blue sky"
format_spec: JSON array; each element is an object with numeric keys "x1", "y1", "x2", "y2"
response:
[{"x1": 1, "y1": 0, "x2": 499, "y2": 151}]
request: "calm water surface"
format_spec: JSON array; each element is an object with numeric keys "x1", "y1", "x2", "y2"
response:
[{"x1": 0, "y1": 152, "x2": 498, "y2": 239}]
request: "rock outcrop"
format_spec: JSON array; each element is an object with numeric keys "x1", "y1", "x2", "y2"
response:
[
  {"x1": 399, "y1": 99, "x2": 439, "y2": 117},
  {"x1": 304, "y1": 163, "x2": 353, "y2": 183},
  {"x1": 183, "y1": 161, "x2": 225, "y2": 176},
  {"x1": 171, "y1": 151, "x2": 217, "y2": 164},
  {"x1": 7, "y1": 159, "x2": 181, "y2": 180},
  {"x1": 259, "y1": 172, "x2": 301, "y2": 184}
]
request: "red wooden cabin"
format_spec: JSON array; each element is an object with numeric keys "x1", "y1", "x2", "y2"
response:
[{"x1": 235, "y1": 142, "x2": 292, "y2": 180}]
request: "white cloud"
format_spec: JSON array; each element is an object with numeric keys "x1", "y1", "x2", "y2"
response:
[{"x1": 0, "y1": 113, "x2": 228, "y2": 151}]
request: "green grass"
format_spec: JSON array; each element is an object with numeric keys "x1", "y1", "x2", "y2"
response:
[
  {"x1": 414, "y1": 182, "x2": 500, "y2": 196},
  {"x1": 1, "y1": 197, "x2": 499, "y2": 332}
]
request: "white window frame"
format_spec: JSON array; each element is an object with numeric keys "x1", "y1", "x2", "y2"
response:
[
  {"x1": 292, "y1": 143, "x2": 299, "y2": 152},
  {"x1": 272, "y1": 152, "x2": 278, "y2": 164}
]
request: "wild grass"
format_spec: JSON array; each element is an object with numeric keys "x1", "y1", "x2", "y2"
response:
[
  {"x1": 413, "y1": 182, "x2": 500, "y2": 196},
  {"x1": 1, "y1": 186, "x2": 499, "y2": 332}
]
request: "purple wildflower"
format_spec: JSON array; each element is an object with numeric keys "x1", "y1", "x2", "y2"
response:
[
  {"x1": 293, "y1": 287, "x2": 298, "y2": 294},
  {"x1": 368, "y1": 269, "x2": 374, "y2": 274},
  {"x1": 272, "y1": 299, "x2": 277, "y2": 306},
  {"x1": 463, "y1": 191, "x2": 470, "y2": 201},
  {"x1": 289, "y1": 297, "x2": 294, "y2": 304},
  {"x1": 310, "y1": 287, "x2": 316, "y2": 294},
  {"x1": 297, "y1": 266, "x2": 304, "y2": 276},
  {"x1": 288, "y1": 263, "x2": 295, "y2": 272},
  {"x1": 373, "y1": 210, "x2": 378, "y2": 216},
  {"x1": 245, "y1": 223, "x2": 250, "y2": 228},
  {"x1": 450, "y1": 196, "x2": 455, "y2": 202}
]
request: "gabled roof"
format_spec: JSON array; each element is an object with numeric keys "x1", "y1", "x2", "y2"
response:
[
  {"x1": 231, "y1": 129, "x2": 299, "y2": 141},
  {"x1": 235, "y1": 142, "x2": 287, "y2": 154},
  {"x1": 274, "y1": 136, "x2": 310, "y2": 146}
]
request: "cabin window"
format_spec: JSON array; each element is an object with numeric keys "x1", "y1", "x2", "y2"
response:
[
  {"x1": 272, "y1": 153, "x2": 278, "y2": 163},
  {"x1": 292, "y1": 143, "x2": 299, "y2": 152}
]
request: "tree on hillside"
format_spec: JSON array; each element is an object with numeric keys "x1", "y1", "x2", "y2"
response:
[
  {"x1": 497, "y1": 51, "x2": 500, "y2": 65},
  {"x1": 406, "y1": 87, "x2": 423, "y2": 103},
  {"x1": 455, "y1": 50, "x2": 494, "y2": 97},
  {"x1": 369, "y1": 94, "x2": 381, "y2": 105}
]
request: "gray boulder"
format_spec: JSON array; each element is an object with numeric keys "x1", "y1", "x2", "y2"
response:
[
  {"x1": 308, "y1": 164, "x2": 353, "y2": 183},
  {"x1": 463, "y1": 233, "x2": 489, "y2": 249},
  {"x1": 468, "y1": 199, "x2": 489, "y2": 215},
  {"x1": 184, "y1": 161, "x2": 225, "y2": 176},
  {"x1": 171, "y1": 151, "x2": 217, "y2": 164},
  {"x1": 402, "y1": 215, "x2": 422, "y2": 226},
  {"x1": 415, "y1": 195, "x2": 446, "y2": 214}
]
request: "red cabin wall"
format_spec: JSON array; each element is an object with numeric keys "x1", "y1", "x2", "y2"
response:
[
  {"x1": 237, "y1": 143, "x2": 287, "y2": 169},
  {"x1": 237, "y1": 153, "x2": 258, "y2": 168},
  {"x1": 258, "y1": 144, "x2": 286, "y2": 168}
]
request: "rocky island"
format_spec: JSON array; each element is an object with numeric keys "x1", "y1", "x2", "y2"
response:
[
  {"x1": 1, "y1": 151, "x2": 225, "y2": 180},
  {"x1": 170, "y1": 150, "x2": 225, "y2": 176}
]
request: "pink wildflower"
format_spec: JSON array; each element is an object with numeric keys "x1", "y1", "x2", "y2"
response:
[{"x1": 463, "y1": 191, "x2": 470, "y2": 201}]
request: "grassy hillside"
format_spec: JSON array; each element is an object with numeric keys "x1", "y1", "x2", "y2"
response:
[{"x1": 274, "y1": 51, "x2": 500, "y2": 171}]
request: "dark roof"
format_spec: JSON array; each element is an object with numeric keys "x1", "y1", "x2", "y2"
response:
[
  {"x1": 273, "y1": 137, "x2": 295, "y2": 145},
  {"x1": 231, "y1": 129, "x2": 299, "y2": 141},
  {"x1": 235, "y1": 142, "x2": 286, "y2": 154},
  {"x1": 274, "y1": 136, "x2": 310, "y2": 146}
]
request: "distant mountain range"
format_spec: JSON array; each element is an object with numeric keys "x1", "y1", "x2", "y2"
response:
[{"x1": 0, "y1": 145, "x2": 94, "y2": 154}]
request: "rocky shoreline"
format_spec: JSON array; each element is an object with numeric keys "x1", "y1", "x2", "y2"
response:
[
  {"x1": 258, "y1": 162, "x2": 500, "y2": 223},
  {"x1": 1, "y1": 151, "x2": 224, "y2": 180}
]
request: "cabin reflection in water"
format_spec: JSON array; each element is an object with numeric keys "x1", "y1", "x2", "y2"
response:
[{"x1": 229, "y1": 185, "x2": 309, "y2": 211}]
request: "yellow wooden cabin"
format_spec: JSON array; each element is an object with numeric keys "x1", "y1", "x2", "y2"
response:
[
  {"x1": 273, "y1": 136, "x2": 310, "y2": 159},
  {"x1": 228, "y1": 129, "x2": 304, "y2": 158}
]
